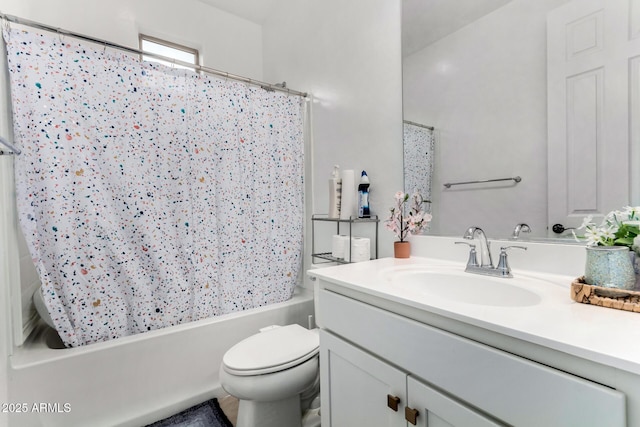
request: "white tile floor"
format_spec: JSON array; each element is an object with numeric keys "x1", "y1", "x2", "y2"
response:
[{"x1": 218, "y1": 395, "x2": 238, "y2": 426}]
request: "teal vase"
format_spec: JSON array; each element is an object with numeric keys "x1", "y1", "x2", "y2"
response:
[{"x1": 584, "y1": 246, "x2": 636, "y2": 290}]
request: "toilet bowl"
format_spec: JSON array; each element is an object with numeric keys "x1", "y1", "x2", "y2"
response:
[{"x1": 219, "y1": 324, "x2": 320, "y2": 427}]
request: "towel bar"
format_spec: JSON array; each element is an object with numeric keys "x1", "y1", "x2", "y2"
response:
[{"x1": 443, "y1": 176, "x2": 521, "y2": 188}]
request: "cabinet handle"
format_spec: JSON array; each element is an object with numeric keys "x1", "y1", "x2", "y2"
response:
[
  {"x1": 405, "y1": 406, "x2": 419, "y2": 425},
  {"x1": 387, "y1": 394, "x2": 400, "y2": 411}
]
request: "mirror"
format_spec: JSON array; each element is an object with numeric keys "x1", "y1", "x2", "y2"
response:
[{"x1": 402, "y1": 0, "x2": 635, "y2": 242}]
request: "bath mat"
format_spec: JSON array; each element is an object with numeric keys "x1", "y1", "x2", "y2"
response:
[{"x1": 146, "y1": 398, "x2": 233, "y2": 427}]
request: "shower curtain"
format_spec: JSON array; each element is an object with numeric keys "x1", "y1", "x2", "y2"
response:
[
  {"x1": 3, "y1": 28, "x2": 304, "y2": 347},
  {"x1": 403, "y1": 122, "x2": 434, "y2": 215}
]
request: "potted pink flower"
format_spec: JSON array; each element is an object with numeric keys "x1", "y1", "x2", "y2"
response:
[{"x1": 385, "y1": 191, "x2": 432, "y2": 258}]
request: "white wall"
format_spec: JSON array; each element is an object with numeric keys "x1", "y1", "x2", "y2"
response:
[
  {"x1": 403, "y1": 0, "x2": 570, "y2": 239},
  {"x1": 262, "y1": 0, "x2": 404, "y2": 266}
]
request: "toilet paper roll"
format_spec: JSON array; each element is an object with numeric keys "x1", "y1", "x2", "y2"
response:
[
  {"x1": 331, "y1": 235, "x2": 350, "y2": 259},
  {"x1": 339, "y1": 169, "x2": 356, "y2": 220},
  {"x1": 349, "y1": 237, "x2": 371, "y2": 263}
]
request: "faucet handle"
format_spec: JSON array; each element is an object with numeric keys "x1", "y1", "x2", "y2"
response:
[
  {"x1": 455, "y1": 241, "x2": 479, "y2": 268},
  {"x1": 455, "y1": 241, "x2": 476, "y2": 247},
  {"x1": 496, "y1": 246, "x2": 527, "y2": 277}
]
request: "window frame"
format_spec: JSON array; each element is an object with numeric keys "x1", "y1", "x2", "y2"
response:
[{"x1": 138, "y1": 34, "x2": 199, "y2": 69}]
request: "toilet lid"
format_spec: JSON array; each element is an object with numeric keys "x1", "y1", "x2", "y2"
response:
[{"x1": 223, "y1": 324, "x2": 319, "y2": 376}]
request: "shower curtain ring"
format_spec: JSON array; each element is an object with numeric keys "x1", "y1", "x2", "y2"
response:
[{"x1": 57, "y1": 28, "x2": 63, "y2": 43}]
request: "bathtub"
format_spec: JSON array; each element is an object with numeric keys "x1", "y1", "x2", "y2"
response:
[{"x1": 8, "y1": 286, "x2": 315, "y2": 427}]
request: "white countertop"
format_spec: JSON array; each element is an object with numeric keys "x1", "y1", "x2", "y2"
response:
[{"x1": 308, "y1": 255, "x2": 640, "y2": 376}]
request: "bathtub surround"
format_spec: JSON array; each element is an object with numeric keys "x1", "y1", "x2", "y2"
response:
[{"x1": 5, "y1": 27, "x2": 305, "y2": 347}]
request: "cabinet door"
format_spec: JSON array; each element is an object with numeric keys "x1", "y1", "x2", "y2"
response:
[
  {"x1": 320, "y1": 330, "x2": 406, "y2": 427},
  {"x1": 318, "y1": 289, "x2": 626, "y2": 426},
  {"x1": 407, "y1": 376, "x2": 503, "y2": 427}
]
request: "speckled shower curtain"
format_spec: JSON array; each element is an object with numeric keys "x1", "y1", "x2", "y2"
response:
[
  {"x1": 3, "y1": 28, "x2": 304, "y2": 347},
  {"x1": 403, "y1": 122, "x2": 434, "y2": 215}
]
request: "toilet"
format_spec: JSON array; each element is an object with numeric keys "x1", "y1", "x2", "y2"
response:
[{"x1": 219, "y1": 324, "x2": 321, "y2": 427}]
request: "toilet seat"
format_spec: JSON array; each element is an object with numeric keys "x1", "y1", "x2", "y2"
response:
[{"x1": 222, "y1": 324, "x2": 319, "y2": 376}]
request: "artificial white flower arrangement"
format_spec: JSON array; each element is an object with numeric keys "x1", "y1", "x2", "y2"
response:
[
  {"x1": 573, "y1": 206, "x2": 640, "y2": 253},
  {"x1": 385, "y1": 191, "x2": 432, "y2": 242}
]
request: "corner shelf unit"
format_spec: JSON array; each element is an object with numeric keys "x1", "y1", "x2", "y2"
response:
[{"x1": 311, "y1": 214, "x2": 379, "y2": 264}]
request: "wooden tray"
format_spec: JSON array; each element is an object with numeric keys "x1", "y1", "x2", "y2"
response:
[{"x1": 570, "y1": 277, "x2": 640, "y2": 313}]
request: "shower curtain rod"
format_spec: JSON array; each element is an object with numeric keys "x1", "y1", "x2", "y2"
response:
[
  {"x1": 403, "y1": 120, "x2": 434, "y2": 131},
  {"x1": 0, "y1": 12, "x2": 308, "y2": 98},
  {"x1": 0, "y1": 135, "x2": 20, "y2": 155}
]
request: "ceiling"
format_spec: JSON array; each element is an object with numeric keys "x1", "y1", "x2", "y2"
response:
[
  {"x1": 197, "y1": 0, "x2": 279, "y2": 25},
  {"x1": 402, "y1": 0, "x2": 514, "y2": 57},
  {"x1": 198, "y1": 0, "x2": 514, "y2": 57}
]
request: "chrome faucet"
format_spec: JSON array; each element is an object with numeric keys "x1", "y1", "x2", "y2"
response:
[
  {"x1": 460, "y1": 226, "x2": 527, "y2": 278},
  {"x1": 512, "y1": 223, "x2": 531, "y2": 239},
  {"x1": 463, "y1": 226, "x2": 493, "y2": 268}
]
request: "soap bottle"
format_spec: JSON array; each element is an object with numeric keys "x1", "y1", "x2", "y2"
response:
[
  {"x1": 328, "y1": 165, "x2": 342, "y2": 219},
  {"x1": 358, "y1": 170, "x2": 370, "y2": 218}
]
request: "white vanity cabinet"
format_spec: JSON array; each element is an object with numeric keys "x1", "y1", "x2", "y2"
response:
[
  {"x1": 320, "y1": 330, "x2": 406, "y2": 426},
  {"x1": 321, "y1": 330, "x2": 501, "y2": 426},
  {"x1": 316, "y1": 287, "x2": 626, "y2": 427}
]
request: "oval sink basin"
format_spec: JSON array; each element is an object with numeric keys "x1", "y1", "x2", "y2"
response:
[{"x1": 382, "y1": 267, "x2": 542, "y2": 307}]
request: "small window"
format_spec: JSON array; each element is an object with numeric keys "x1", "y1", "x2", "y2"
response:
[{"x1": 139, "y1": 35, "x2": 199, "y2": 70}]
